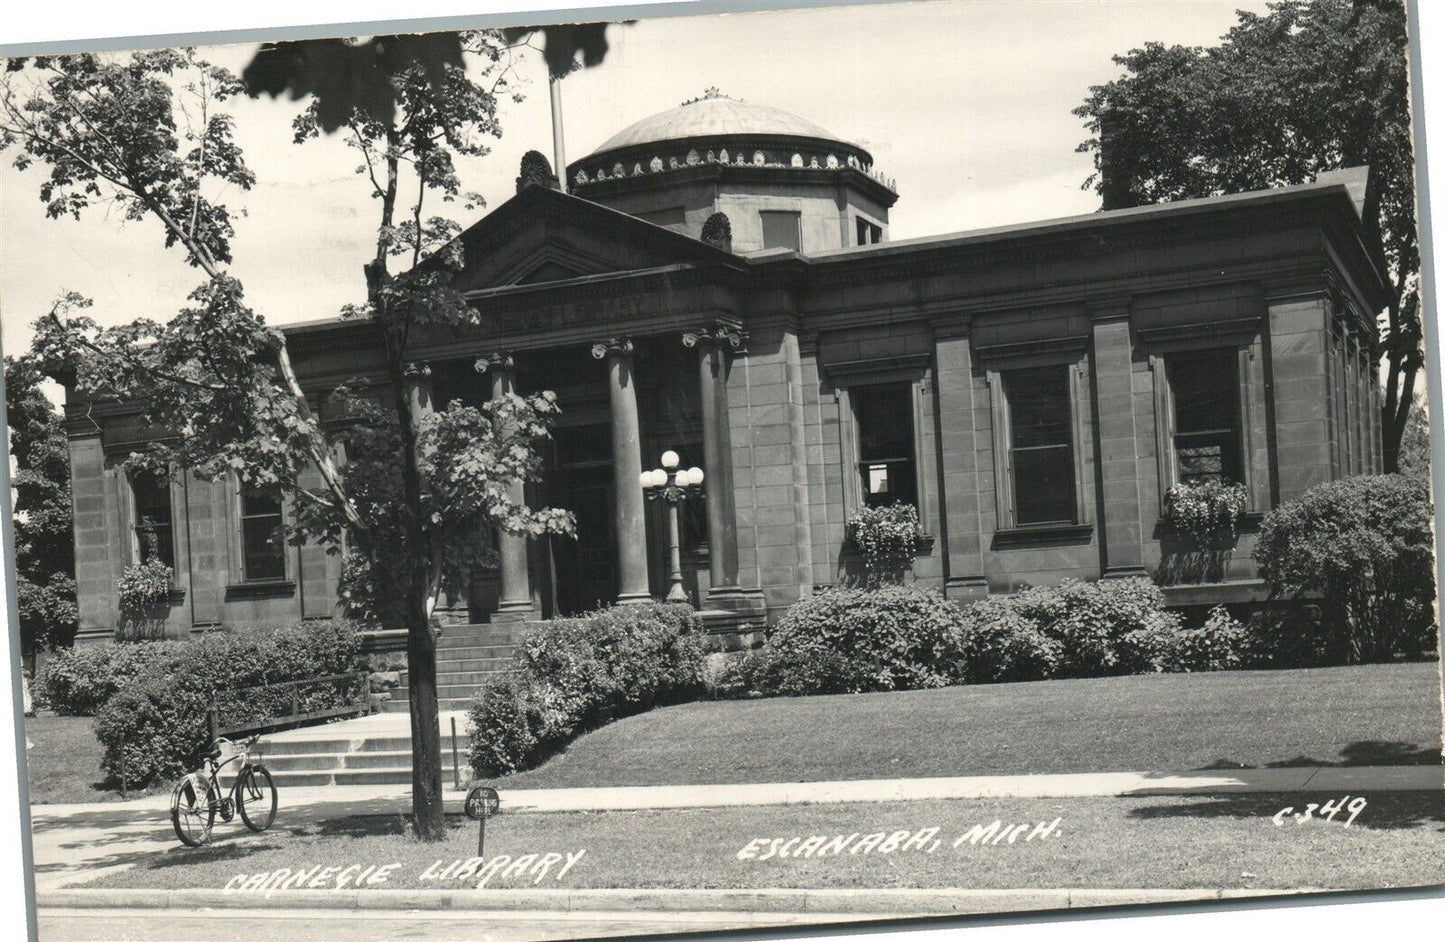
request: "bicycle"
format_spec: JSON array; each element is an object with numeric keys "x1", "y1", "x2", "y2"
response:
[{"x1": 170, "y1": 733, "x2": 278, "y2": 847}]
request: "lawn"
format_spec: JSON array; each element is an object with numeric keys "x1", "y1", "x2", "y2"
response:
[
  {"x1": 488, "y1": 662, "x2": 1444, "y2": 789},
  {"x1": 85, "y1": 793, "x2": 1445, "y2": 892},
  {"x1": 22, "y1": 713, "x2": 160, "y2": 804}
]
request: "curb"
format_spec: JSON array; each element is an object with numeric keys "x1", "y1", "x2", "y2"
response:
[{"x1": 38, "y1": 886, "x2": 1308, "y2": 914}]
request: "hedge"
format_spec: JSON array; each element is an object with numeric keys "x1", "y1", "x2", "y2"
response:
[
  {"x1": 92, "y1": 619, "x2": 363, "y2": 787},
  {"x1": 718, "y1": 585, "x2": 969, "y2": 697},
  {"x1": 468, "y1": 603, "x2": 704, "y2": 777},
  {"x1": 38, "y1": 641, "x2": 185, "y2": 716}
]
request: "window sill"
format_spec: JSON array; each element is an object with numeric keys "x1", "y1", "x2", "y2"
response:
[
  {"x1": 992, "y1": 523, "x2": 1094, "y2": 547},
  {"x1": 226, "y1": 580, "x2": 296, "y2": 601}
]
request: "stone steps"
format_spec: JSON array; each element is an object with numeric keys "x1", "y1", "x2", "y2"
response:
[
  {"x1": 255, "y1": 731, "x2": 473, "y2": 788},
  {"x1": 372, "y1": 623, "x2": 524, "y2": 716}
]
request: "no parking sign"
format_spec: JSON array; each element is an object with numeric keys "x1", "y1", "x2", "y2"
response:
[{"x1": 464, "y1": 785, "x2": 500, "y2": 856}]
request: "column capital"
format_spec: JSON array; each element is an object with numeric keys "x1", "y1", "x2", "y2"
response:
[
  {"x1": 474, "y1": 351, "x2": 515, "y2": 373},
  {"x1": 591, "y1": 337, "x2": 635, "y2": 359},
  {"x1": 682, "y1": 322, "x2": 748, "y2": 353},
  {"x1": 401, "y1": 361, "x2": 432, "y2": 382}
]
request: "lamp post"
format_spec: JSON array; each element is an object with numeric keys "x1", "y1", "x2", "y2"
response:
[{"x1": 640, "y1": 450, "x2": 705, "y2": 604}]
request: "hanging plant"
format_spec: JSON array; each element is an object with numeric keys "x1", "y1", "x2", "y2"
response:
[
  {"x1": 845, "y1": 502, "x2": 924, "y2": 582},
  {"x1": 117, "y1": 558, "x2": 175, "y2": 612},
  {"x1": 1162, "y1": 480, "x2": 1250, "y2": 543}
]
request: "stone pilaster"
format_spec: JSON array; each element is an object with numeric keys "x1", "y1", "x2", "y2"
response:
[
  {"x1": 1089, "y1": 301, "x2": 1149, "y2": 578},
  {"x1": 683, "y1": 323, "x2": 766, "y2": 617},
  {"x1": 933, "y1": 325, "x2": 989, "y2": 600},
  {"x1": 593, "y1": 338, "x2": 652, "y2": 603}
]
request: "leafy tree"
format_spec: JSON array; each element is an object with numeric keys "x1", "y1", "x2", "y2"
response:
[
  {"x1": 3, "y1": 355, "x2": 78, "y2": 654},
  {"x1": 0, "y1": 38, "x2": 576, "y2": 840},
  {"x1": 1074, "y1": 0, "x2": 1419, "y2": 469}
]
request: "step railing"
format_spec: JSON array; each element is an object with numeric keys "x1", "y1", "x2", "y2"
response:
[{"x1": 207, "y1": 670, "x2": 372, "y2": 741}]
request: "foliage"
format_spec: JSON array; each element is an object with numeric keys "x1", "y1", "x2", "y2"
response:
[
  {"x1": 1138, "y1": 605, "x2": 1251, "y2": 673},
  {"x1": 241, "y1": 25, "x2": 616, "y2": 132},
  {"x1": 718, "y1": 586, "x2": 969, "y2": 698},
  {"x1": 844, "y1": 503, "x2": 924, "y2": 583},
  {"x1": 964, "y1": 578, "x2": 1183, "y2": 680},
  {"x1": 1161, "y1": 480, "x2": 1250, "y2": 542},
  {"x1": 1253, "y1": 473, "x2": 1437, "y2": 663},
  {"x1": 115, "y1": 559, "x2": 175, "y2": 612},
  {"x1": 468, "y1": 603, "x2": 704, "y2": 777},
  {"x1": 3, "y1": 355, "x2": 78, "y2": 652},
  {"x1": 953, "y1": 597, "x2": 1063, "y2": 684},
  {"x1": 713, "y1": 645, "x2": 874, "y2": 700},
  {"x1": 92, "y1": 620, "x2": 363, "y2": 786},
  {"x1": 1395, "y1": 393, "x2": 1431, "y2": 479},
  {"x1": 1074, "y1": 0, "x2": 1419, "y2": 469},
  {"x1": 38, "y1": 641, "x2": 178, "y2": 716}
]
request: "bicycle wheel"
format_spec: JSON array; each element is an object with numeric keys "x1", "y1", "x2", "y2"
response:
[
  {"x1": 171, "y1": 774, "x2": 217, "y2": 847},
  {"x1": 237, "y1": 765, "x2": 277, "y2": 832}
]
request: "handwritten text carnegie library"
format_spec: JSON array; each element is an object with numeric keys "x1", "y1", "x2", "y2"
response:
[
  {"x1": 220, "y1": 850, "x2": 587, "y2": 895},
  {"x1": 736, "y1": 819, "x2": 1064, "y2": 861}
]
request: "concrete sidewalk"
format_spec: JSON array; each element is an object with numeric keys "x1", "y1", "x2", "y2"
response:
[
  {"x1": 27, "y1": 764, "x2": 1442, "y2": 892},
  {"x1": 30, "y1": 763, "x2": 1445, "y2": 818}
]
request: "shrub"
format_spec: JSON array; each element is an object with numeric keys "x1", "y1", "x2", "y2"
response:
[
  {"x1": 1254, "y1": 474, "x2": 1438, "y2": 664},
  {"x1": 92, "y1": 619, "x2": 364, "y2": 787},
  {"x1": 1140, "y1": 605, "x2": 1251, "y2": 673},
  {"x1": 714, "y1": 644, "x2": 874, "y2": 699},
  {"x1": 468, "y1": 603, "x2": 704, "y2": 778},
  {"x1": 954, "y1": 598, "x2": 1062, "y2": 684},
  {"x1": 845, "y1": 503, "x2": 923, "y2": 583},
  {"x1": 38, "y1": 641, "x2": 183, "y2": 716},
  {"x1": 954, "y1": 578, "x2": 1183, "y2": 682}
]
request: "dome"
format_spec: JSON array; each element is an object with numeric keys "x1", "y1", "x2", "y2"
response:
[{"x1": 589, "y1": 92, "x2": 855, "y2": 156}]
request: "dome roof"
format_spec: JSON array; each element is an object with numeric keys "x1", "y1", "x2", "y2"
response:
[{"x1": 590, "y1": 92, "x2": 853, "y2": 155}]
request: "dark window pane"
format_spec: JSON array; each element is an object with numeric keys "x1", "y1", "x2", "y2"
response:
[
  {"x1": 131, "y1": 470, "x2": 174, "y2": 568},
  {"x1": 240, "y1": 485, "x2": 286, "y2": 581},
  {"x1": 1013, "y1": 445, "x2": 1076, "y2": 525},
  {"x1": 853, "y1": 384, "x2": 917, "y2": 509},
  {"x1": 760, "y1": 211, "x2": 801, "y2": 251},
  {"x1": 1003, "y1": 366, "x2": 1076, "y2": 526},
  {"x1": 1005, "y1": 366, "x2": 1072, "y2": 448},
  {"x1": 1169, "y1": 349, "x2": 1242, "y2": 485}
]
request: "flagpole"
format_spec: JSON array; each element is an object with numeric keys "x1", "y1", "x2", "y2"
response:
[{"x1": 550, "y1": 72, "x2": 568, "y2": 193}]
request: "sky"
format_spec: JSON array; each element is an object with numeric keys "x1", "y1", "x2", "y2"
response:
[{"x1": 0, "y1": 0, "x2": 1277, "y2": 362}]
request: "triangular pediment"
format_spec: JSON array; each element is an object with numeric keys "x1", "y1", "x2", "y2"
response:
[{"x1": 446, "y1": 185, "x2": 738, "y2": 293}]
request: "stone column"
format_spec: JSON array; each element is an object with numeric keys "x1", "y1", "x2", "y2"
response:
[
  {"x1": 479, "y1": 353, "x2": 535, "y2": 622},
  {"x1": 1089, "y1": 302, "x2": 1150, "y2": 579},
  {"x1": 593, "y1": 338, "x2": 652, "y2": 603},
  {"x1": 683, "y1": 324, "x2": 747, "y2": 598}
]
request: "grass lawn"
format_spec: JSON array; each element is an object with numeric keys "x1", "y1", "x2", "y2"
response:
[
  {"x1": 489, "y1": 663, "x2": 1444, "y2": 789},
  {"x1": 86, "y1": 793, "x2": 1445, "y2": 892},
  {"x1": 22, "y1": 713, "x2": 159, "y2": 804}
]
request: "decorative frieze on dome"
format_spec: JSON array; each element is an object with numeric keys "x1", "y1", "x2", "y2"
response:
[{"x1": 569, "y1": 142, "x2": 896, "y2": 194}]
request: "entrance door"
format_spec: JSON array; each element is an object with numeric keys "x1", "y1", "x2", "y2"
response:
[{"x1": 549, "y1": 424, "x2": 616, "y2": 615}]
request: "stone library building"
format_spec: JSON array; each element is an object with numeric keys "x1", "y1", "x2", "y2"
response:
[{"x1": 65, "y1": 91, "x2": 1389, "y2": 659}]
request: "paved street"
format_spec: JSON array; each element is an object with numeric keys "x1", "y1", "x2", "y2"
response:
[{"x1": 37, "y1": 905, "x2": 865, "y2": 941}]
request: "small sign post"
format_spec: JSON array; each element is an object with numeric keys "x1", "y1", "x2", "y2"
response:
[{"x1": 463, "y1": 785, "x2": 500, "y2": 857}]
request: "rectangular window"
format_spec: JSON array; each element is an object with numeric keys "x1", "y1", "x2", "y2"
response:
[
  {"x1": 854, "y1": 383, "x2": 917, "y2": 509},
  {"x1": 855, "y1": 216, "x2": 882, "y2": 245},
  {"x1": 760, "y1": 210, "x2": 802, "y2": 251},
  {"x1": 239, "y1": 484, "x2": 286, "y2": 581},
  {"x1": 1003, "y1": 366, "x2": 1076, "y2": 527},
  {"x1": 129, "y1": 468, "x2": 174, "y2": 568},
  {"x1": 1167, "y1": 349, "x2": 1243, "y2": 485}
]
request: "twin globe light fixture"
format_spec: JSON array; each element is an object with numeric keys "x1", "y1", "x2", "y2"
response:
[{"x1": 640, "y1": 450, "x2": 705, "y2": 603}]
